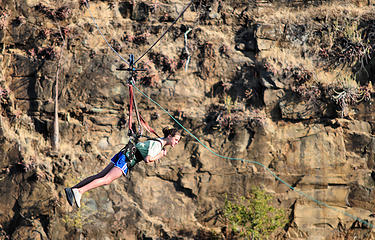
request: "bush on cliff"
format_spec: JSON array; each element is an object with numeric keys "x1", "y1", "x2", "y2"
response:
[{"x1": 223, "y1": 188, "x2": 288, "y2": 239}]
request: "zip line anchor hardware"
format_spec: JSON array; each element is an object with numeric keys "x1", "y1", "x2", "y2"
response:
[
  {"x1": 116, "y1": 54, "x2": 146, "y2": 78},
  {"x1": 116, "y1": 55, "x2": 147, "y2": 138}
]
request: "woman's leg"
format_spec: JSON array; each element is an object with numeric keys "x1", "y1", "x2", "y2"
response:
[
  {"x1": 72, "y1": 163, "x2": 114, "y2": 189},
  {"x1": 75, "y1": 166, "x2": 123, "y2": 195}
]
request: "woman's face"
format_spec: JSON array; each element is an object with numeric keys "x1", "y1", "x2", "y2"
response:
[{"x1": 168, "y1": 134, "x2": 181, "y2": 147}]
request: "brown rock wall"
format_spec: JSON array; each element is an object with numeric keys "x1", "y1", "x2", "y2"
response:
[{"x1": 1, "y1": 0, "x2": 375, "y2": 239}]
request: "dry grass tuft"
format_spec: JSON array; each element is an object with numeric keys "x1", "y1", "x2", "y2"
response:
[
  {"x1": 260, "y1": 46, "x2": 315, "y2": 81},
  {"x1": 256, "y1": 1, "x2": 374, "y2": 25},
  {"x1": 260, "y1": 46, "x2": 365, "y2": 89}
]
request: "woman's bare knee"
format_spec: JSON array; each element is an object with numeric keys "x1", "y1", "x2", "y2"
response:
[
  {"x1": 102, "y1": 176, "x2": 115, "y2": 185},
  {"x1": 101, "y1": 167, "x2": 122, "y2": 185}
]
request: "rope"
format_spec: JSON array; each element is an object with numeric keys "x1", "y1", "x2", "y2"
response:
[
  {"x1": 131, "y1": 82, "x2": 374, "y2": 228},
  {"x1": 85, "y1": 0, "x2": 193, "y2": 67},
  {"x1": 84, "y1": 1, "x2": 130, "y2": 66},
  {"x1": 134, "y1": 0, "x2": 194, "y2": 64}
]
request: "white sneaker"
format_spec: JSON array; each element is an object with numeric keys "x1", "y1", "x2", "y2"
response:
[{"x1": 72, "y1": 188, "x2": 82, "y2": 208}]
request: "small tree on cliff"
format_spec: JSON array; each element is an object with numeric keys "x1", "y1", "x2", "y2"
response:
[
  {"x1": 52, "y1": 26, "x2": 66, "y2": 151},
  {"x1": 223, "y1": 188, "x2": 288, "y2": 239}
]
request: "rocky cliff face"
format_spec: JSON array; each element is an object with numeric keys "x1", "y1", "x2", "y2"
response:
[{"x1": 1, "y1": 0, "x2": 375, "y2": 239}]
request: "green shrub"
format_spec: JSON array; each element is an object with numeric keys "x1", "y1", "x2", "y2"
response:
[{"x1": 223, "y1": 188, "x2": 288, "y2": 239}]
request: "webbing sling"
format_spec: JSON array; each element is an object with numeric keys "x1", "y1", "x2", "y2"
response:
[
  {"x1": 121, "y1": 137, "x2": 163, "y2": 169},
  {"x1": 128, "y1": 81, "x2": 160, "y2": 138}
]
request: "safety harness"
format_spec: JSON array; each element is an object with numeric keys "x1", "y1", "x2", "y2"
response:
[
  {"x1": 117, "y1": 55, "x2": 161, "y2": 169},
  {"x1": 119, "y1": 136, "x2": 162, "y2": 169}
]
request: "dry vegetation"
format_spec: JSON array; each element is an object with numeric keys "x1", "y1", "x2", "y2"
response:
[
  {"x1": 255, "y1": 1, "x2": 374, "y2": 25},
  {"x1": 257, "y1": 1, "x2": 375, "y2": 117}
]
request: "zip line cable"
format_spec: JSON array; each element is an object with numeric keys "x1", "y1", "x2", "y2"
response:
[
  {"x1": 131, "y1": 83, "x2": 374, "y2": 228},
  {"x1": 85, "y1": 0, "x2": 194, "y2": 67},
  {"x1": 134, "y1": 0, "x2": 194, "y2": 64},
  {"x1": 82, "y1": 0, "x2": 374, "y2": 229}
]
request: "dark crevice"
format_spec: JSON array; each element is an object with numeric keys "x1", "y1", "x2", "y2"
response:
[
  {"x1": 173, "y1": 181, "x2": 197, "y2": 199},
  {"x1": 328, "y1": 183, "x2": 347, "y2": 186},
  {"x1": 38, "y1": 214, "x2": 50, "y2": 239},
  {"x1": 284, "y1": 200, "x2": 297, "y2": 232},
  {"x1": 154, "y1": 173, "x2": 197, "y2": 199},
  {"x1": 314, "y1": 222, "x2": 334, "y2": 228},
  {"x1": 245, "y1": 126, "x2": 255, "y2": 149},
  {"x1": 190, "y1": 144, "x2": 202, "y2": 169},
  {"x1": 291, "y1": 175, "x2": 304, "y2": 188},
  {"x1": 177, "y1": 172, "x2": 197, "y2": 199},
  {"x1": 31, "y1": 117, "x2": 48, "y2": 139},
  {"x1": 5, "y1": 200, "x2": 23, "y2": 237}
]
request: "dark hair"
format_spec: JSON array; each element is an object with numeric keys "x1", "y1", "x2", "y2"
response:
[{"x1": 162, "y1": 127, "x2": 180, "y2": 138}]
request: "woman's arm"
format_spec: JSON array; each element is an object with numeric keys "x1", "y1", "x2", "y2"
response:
[{"x1": 144, "y1": 149, "x2": 167, "y2": 163}]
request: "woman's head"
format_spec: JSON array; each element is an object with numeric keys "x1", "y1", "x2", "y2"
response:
[{"x1": 162, "y1": 127, "x2": 181, "y2": 147}]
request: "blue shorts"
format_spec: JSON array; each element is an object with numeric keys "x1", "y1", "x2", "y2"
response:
[{"x1": 111, "y1": 151, "x2": 128, "y2": 176}]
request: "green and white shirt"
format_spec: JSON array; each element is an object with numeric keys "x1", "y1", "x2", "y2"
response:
[
  {"x1": 136, "y1": 139, "x2": 163, "y2": 159},
  {"x1": 125, "y1": 138, "x2": 163, "y2": 168}
]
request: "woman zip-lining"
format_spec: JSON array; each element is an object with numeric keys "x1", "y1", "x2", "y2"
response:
[
  {"x1": 65, "y1": 0, "x2": 194, "y2": 209},
  {"x1": 63, "y1": 55, "x2": 183, "y2": 208},
  {"x1": 65, "y1": 127, "x2": 181, "y2": 208}
]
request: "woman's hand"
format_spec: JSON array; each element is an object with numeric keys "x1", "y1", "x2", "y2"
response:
[{"x1": 145, "y1": 148, "x2": 168, "y2": 163}]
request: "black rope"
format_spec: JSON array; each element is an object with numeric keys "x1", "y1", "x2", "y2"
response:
[
  {"x1": 134, "y1": 0, "x2": 194, "y2": 64},
  {"x1": 84, "y1": 0, "x2": 194, "y2": 68}
]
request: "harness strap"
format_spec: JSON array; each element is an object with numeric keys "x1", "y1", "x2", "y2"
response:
[
  {"x1": 126, "y1": 55, "x2": 158, "y2": 138},
  {"x1": 134, "y1": 148, "x2": 144, "y2": 162},
  {"x1": 121, "y1": 137, "x2": 163, "y2": 169},
  {"x1": 128, "y1": 84, "x2": 134, "y2": 135},
  {"x1": 127, "y1": 81, "x2": 159, "y2": 138},
  {"x1": 131, "y1": 83, "x2": 143, "y2": 136},
  {"x1": 139, "y1": 114, "x2": 160, "y2": 138}
]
